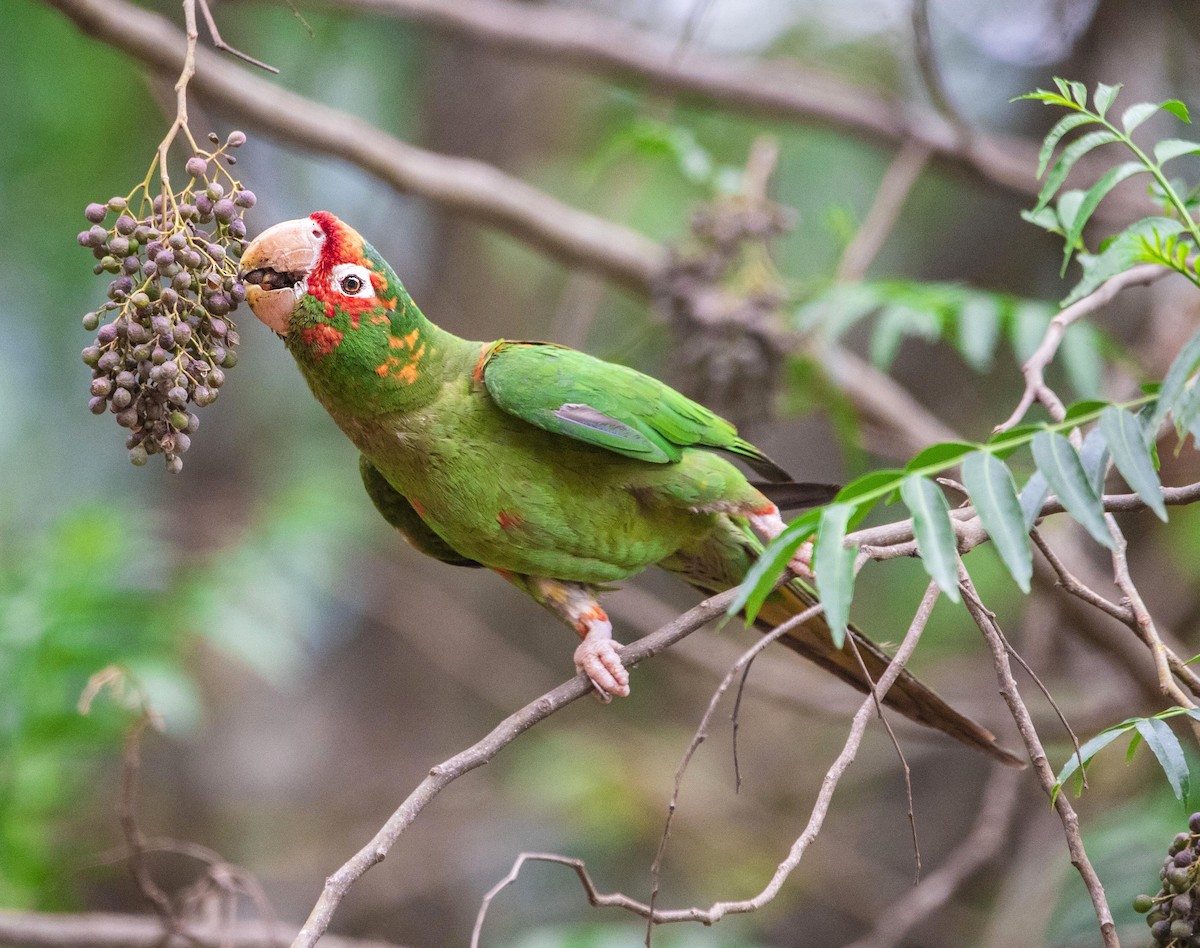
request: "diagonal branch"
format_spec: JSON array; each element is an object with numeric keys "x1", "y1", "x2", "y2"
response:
[
  {"x1": 45, "y1": 0, "x2": 666, "y2": 292},
  {"x1": 292, "y1": 0, "x2": 1135, "y2": 208},
  {"x1": 956, "y1": 565, "x2": 1119, "y2": 948},
  {"x1": 290, "y1": 587, "x2": 740, "y2": 948}
]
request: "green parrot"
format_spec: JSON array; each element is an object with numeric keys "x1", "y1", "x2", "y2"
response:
[{"x1": 240, "y1": 212, "x2": 1021, "y2": 767}]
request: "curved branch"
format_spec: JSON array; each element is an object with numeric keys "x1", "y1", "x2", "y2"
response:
[
  {"x1": 44, "y1": 0, "x2": 666, "y2": 293},
  {"x1": 291, "y1": 587, "x2": 739, "y2": 947},
  {"x1": 297, "y1": 0, "x2": 1128, "y2": 205}
]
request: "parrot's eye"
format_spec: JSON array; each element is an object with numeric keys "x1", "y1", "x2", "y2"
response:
[{"x1": 331, "y1": 263, "x2": 375, "y2": 300}]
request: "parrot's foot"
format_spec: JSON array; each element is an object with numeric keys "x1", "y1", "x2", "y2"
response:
[
  {"x1": 574, "y1": 618, "x2": 629, "y2": 701},
  {"x1": 749, "y1": 506, "x2": 815, "y2": 578}
]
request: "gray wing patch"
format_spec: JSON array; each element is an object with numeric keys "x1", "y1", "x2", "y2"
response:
[
  {"x1": 554, "y1": 403, "x2": 643, "y2": 439},
  {"x1": 550, "y1": 403, "x2": 675, "y2": 463}
]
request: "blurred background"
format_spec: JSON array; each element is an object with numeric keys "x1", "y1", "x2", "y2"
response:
[{"x1": 4, "y1": 0, "x2": 1200, "y2": 944}]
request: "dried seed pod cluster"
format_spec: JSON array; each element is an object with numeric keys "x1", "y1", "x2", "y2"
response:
[
  {"x1": 78, "y1": 131, "x2": 254, "y2": 472},
  {"x1": 1135, "y1": 813, "x2": 1200, "y2": 945}
]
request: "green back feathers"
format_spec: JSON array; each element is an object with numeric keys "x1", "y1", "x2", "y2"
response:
[{"x1": 480, "y1": 341, "x2": 791, "y2": 480}]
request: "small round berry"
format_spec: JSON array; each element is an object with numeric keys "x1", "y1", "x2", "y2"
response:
[
  {"x1": 107, "y1": 196, "x2": 128, "y2": 211},
  {"x1": 88, "y1": 395, "x2": 107, "y2": 415},
  {"x1": 226, "y1": 130, "x2": 247, "y2": 147},
  {"x1": 85, "y1": 202, "x2": 107, "y2": 223},
  {"x1": 114, "y1": 214, "x2": 136, "y2": 235},
  {"x1": 90, "y1": 377, "x2": 112, "y2": 397},
  {"x1": 82, "y1": 311, "x2": 100, "y2": 331},
  {"x1": 186, "y1": 156, "x2": 209, "y2": 178},
  {"x1": 166, "y1": 455, "x2": 183, "y2": 474},
  {"x1": 111, "y1": 387, "x2": 133, "y2": 410},
  {"x1": 129, "y1": 444, "x2": 149, "y2": 466},
  {"x1": 221, "y1": 349, "x2": 238, "y2": 368},
  {"x1": 208, "y1": 366, "x2": 226, "y2": 388}
]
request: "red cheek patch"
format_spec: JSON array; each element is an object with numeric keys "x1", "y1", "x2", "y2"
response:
[{"x1": 300, "y1": 323, "x2": 345, "y2": 357}]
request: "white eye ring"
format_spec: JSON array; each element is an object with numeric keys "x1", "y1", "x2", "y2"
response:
[{"x1": 331, "y1": 263, "x2": 374, "y2": 299}]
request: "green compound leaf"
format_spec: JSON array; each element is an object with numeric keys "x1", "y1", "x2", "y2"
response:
[
  {"x1": 962, "y1": 452, "x2": 1032, "y2": 593},
  {"x1": 1036, "y1": 130, "x2": 1121, "y2": 213},
  {"x1": 899, "y1": 475, "x2": 961, "y2": 602},
  {"x1": 1031, "y1": 430, "x2": 1115, "y2": 548}
]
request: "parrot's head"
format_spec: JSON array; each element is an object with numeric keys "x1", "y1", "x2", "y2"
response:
[
  {"x1": 240, "y1": 211, "x2": 398, "y2": 335},
  {"x1": 240, "y1": 213, "x2": 436, "y2": 414}
]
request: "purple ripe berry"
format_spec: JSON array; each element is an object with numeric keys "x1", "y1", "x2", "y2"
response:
[
  {"x1": 226, "y1": 130, "x2": 247, "y2": 147},
  {"x1": 195, "y1": 194, "x2": 213, "y2": 217},
  {"x1": 172, "y1": 322, "x2": 192, "y2": 345},
  {"x1": 88, "y1": 224, "x2": 108, "y2": 247},
  {"x1": 82, "y1": 345, "x2": 102, "y2": 366},
  {"x1": 160, "y1": 288, "x2": 179, "y2": 308},
  {"x1": 186, "y1": 155, "x2": 209, "y2": 178},
  {"x1": 96, "y1": 323, "x2": 119, "y2": 344},
  {"x1": 115, "y1": 214, "x2": 136, "y2": 235},
  {"x1": 77, "y1": 230, "x2": 93, "y2": 247},
  {"x1": 88, "y1": 395, "x2": 107, "y2": 415},
  {"x1": 233, "y1": 188, "x2": 256, "y2": 209},
  {"x1": 111, "y1": 387, "x2": 133, "y2": 410},
  {"x1": 116, "y1": 407, "x2": 139, "y2": 428},
  {"x1": 213, "y1": 199, "x2": 235, "y2": 224},
  {"x1": 85, "y1": 202, "x2": 107, "y2": 223},
  {"x1": 90, "y1": 377, "x2": 112, "y2": 397},
  {"x1": 97, "y1": 350, "x2": 121, "y2": 372},
  {"x1": 229, "y1": 219, "x2": 247, "y2": 239}
]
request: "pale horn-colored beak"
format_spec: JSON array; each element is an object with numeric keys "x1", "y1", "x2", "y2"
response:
[{"x1": 240, "y1": 218, "x2": 326, "y2": 333}]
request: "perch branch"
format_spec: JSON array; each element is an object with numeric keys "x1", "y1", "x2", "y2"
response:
[
  {"x1": 290, "y1": 587, "x2": 740, "y2": 947},
  {"x1": 470, "y1": 583, "x2": 940, "y2": 937}
]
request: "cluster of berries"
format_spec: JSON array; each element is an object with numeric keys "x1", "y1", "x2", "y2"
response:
[
  {"x1": 1136, "y1": 813, "x2": 1200, "y2": 945},
  {"x1": 78, "y1": 131, "x2": 254, "y2": 472}
]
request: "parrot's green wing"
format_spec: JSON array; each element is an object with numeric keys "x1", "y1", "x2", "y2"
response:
[
  {"x1": 479, "y1": 341, "x2": 791, "y2": 481},
  {"x1": 360, "y1": 457, "x2": 482, "y2": 568}
]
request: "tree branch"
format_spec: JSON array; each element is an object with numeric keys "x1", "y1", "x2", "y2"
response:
[
  {"x1": 295, "y1": 0, "x2": 1133, "y2": 207},
  {"x1": 0, "y1": 910, "x2": 405, "y2": 948},
  {"x1": 290, "y1": 587, "x2": 739, "y2": 948},
  {"x1": 956, "y1": 566, "x2": 1119, "y2": 948},
  {"x1": 45, "y1": 0, "x2": 666, "y2": 293}
]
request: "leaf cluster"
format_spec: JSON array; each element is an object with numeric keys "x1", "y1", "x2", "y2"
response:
[{"x1": 1018, "y1": 79, "x2": 1200, "y2": 304}]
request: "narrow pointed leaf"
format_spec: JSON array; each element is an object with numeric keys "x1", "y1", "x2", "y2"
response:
[
  {"x1": 1123, "y1": 102, "x2": 1162, "y2": 133},
  {"x1": 1162, "y1": 100, "x2": 1192, "y2": 124},
  {"x1": 1036, "y1": 130, "x2": 1121, "y2": 213},
  {"x1": 1062, "y1": 163, "x2": 1148, "y2": 271},
  {"x1": 835, "y1": 469, "x2": 905, "y2": 506},
  {"x1": 1101, "y1": 406, "x2": 1167, "y2": 519},
  {"x1": 904, "y1": 441, "x2": 979, "y2": 474},
  {"x1": 1154, "y1": 138, "x2": 1200, "y2": 165},
  {"x1": 1135, "y1": 718, "x2": 1190, "y2": 803},
  {"x1": 1151, "y1": 327, "x2": 1200, "y2": 431},
  {"x1": 899, "y1": 475, "x2": 961, "y2": 602},
  {"x1": 1093, "y1": 82, "x2": 1122, "y2": 119},
  {"x1": 962, "y1": 452, "x2": 1032, "y2": 592},
  {"x1": 1031, "y1": 431, "x2": 1115, "y2": 547},
  {"x1": 814, "y1": 503, "x2": 858, "y2": 648},
  {"x1": 1054, "y1": 721, "x2": 1136, "y2": 791},
  {"x1": 1020, "y1": 470, "x2": 1049, "y2": 530},
  {"x1": 730, "y1": 509, "x2": 820, "y2": 622},
  {"x1": 1037, "y1": 112, "x2": 1097, "y2": 178},
  {"x1": 1078, "y1": 426, "x2": 1111, "y2": 495}
]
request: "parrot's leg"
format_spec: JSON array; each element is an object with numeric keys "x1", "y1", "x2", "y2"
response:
[
  {"x1": 748, "y1": 504, "x2": 815, "y2": 576},
  {"x1": 522, "y1": 576, "x2": 629, "y2": 701}
]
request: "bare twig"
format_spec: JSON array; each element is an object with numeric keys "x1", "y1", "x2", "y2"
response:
[
  {"x1": 843, "y1": 764, "x2": 1022, "y2": 948},
  {"x1": 195, "y1": 0, "x2": 279, "y2": 73},
  {"x1": 470, "y1": 583, "x2": 940, "y2": 939},
  {"x1": 956, "y1": 565, "x2": 1119, "y2": 947},
  {"x1": 994, "y1": 263, "x2": 1169, "y2": 433},
  {"x1": 643, "y1": 603, "x2": 824, "y2": 943},
  {"x1": 1030, "y1": 527, "x2": 1134, "y2": 624},
  {"x1": 290, "y1": 588, "x2": 738, "y2": 948}
]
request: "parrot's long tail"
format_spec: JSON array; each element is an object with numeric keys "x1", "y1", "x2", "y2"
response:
[
  {"x1": 661, "y1": 518, "x2": 1025, "y2": 769},
  {"x1": 757, "y1": 583, "x2": 1025, "y2": 768}
]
